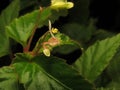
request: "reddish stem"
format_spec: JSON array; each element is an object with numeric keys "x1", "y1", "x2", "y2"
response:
[
  {"x1": 23, "y1": 24, "x2": 38, "y2": 52},
  {"x1": 23, "y1": 8, "x2": 42, "y2": 53}
]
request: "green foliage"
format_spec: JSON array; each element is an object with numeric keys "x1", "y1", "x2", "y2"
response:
[
  {"x1": 6, "y1": 8, "x2": 67, "y2": 46},
  {"x1": 107, "y1": 47, "x2": 120, "y2": 82},
  {"x1": 6, "y1": 10, "x2": 39, "y2": 46},
  {"x1": 0, "y1": 0, "x2": 20, "y2": 57},
  {"x1": 0, "y1": 0, "x2": 120, "y2": 89},
  {"x1": 73, "y1": 34, "x2": 120, "y2": 82},
  {"x1": 10, "y1": 53, "x2": 94, "y2": 90},
  {"x1": 0, "y1": 54, "x2": 94, "y2": 90},
  {"x1": 0, "y1": 0, "x2": 20, "y2": 27},
  {"x1": 0, "y1": 67, "x2": 19, "y2": 90}
]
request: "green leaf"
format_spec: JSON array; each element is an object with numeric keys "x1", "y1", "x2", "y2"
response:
[
  {"x1": 0, "y1": 0, "x2": 20, "y2": 28},
  {"x1": 106, "y1": 81, "x2": 120, "y2": 90},
  {"x1": 6, "y1": 10, "x2": 39, "y2": 46},
  {"x1": 12, "y1": 53, "x2": 94, "y2": 90},
  {"x1": 0, "y1": 0, "x2": 20, "y2": 57},
  {"x1": 97, "y1": 81, "x2": 120, "y2": 90},
  {"x1": 0, "y1": 32, "x2": 9, "y2": 57},
  {"x1": 0, "y1": 66, "x2": 19, "y2": 90},
  {"x1": 107, "y1": 47, "x2": 120, "y2": 82},
  {"x1": 73, "y1": 33, "x2": 120, "y2": 82}
]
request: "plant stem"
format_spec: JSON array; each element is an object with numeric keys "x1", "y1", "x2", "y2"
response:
[
  {"x1": 23, "y1": 24, "x2": 38, "y2": 52},
  {"x1": 23, "y1": 8, "x2": 42, "y2": 52}
]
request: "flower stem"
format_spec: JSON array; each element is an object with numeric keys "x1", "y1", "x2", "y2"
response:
[{"x1": 49, "y1": 20, "x2": 55, "y2": 38}]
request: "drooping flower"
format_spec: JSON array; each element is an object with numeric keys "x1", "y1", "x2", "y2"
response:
[{"x1": 43, "y1": 48, "x2": 50, "y2": 57}]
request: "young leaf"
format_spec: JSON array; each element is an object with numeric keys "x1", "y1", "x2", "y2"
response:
[
  {"x1": 0, "y1": 0, "x2": 20, "y2": 57},
  {"x1": 12, "y1": 53, "x2": 95, "y2": 90},
  {"x1": 73, "y1": 33, "x2": 120, "y2": 82}
]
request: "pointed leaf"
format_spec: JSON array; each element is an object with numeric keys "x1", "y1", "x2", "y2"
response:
[
  {"x1": 12, "y1": 54, "x2": 94, "y2": 90},
  {"x1": 73, "y1": 34, "x2": 120, "y2": 82},
  {"x1": 0, "y1": 0, "x2": 20, "y2": 57}
]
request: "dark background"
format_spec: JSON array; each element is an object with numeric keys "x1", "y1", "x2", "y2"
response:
[{"x1": 90, "y1": 0, "x2": 120, "y2": 31}]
